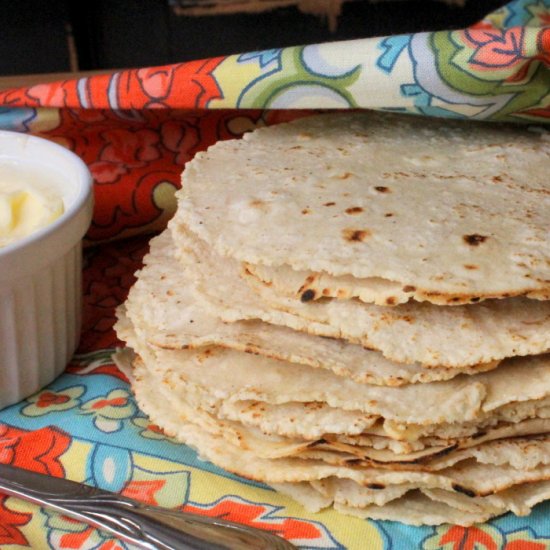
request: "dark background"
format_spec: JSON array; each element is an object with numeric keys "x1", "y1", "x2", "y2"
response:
[{"x1": 0, "y1": 0, "x2": 508, "y2": 76}]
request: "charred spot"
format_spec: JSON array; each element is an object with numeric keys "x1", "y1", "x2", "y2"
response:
[
  {"x1": 470, "y1": 297, "x2": 481, "y2": 303},
  {"x1": 464, "y1": 264, "x2": 479, "y2": 270},
  {"x1": 472, "y1": 430, "x2": 487, "y2": 439},
  {"x1": 463, "y1": 234, "x2": 488, "y2": 246},
  {"x1": 301, "y1": 289, "x2": 316, "y2": 302},
  {"x1": 492, "y1": 175, "x2": 503, "y2": 183},
  {"x1": 450, "y1": 297, "x2": 461, "y2": 303},
  {"x1": 366, "y1": 483, "x2": 386, "y2": 490},
  {"x1": 385, "y1": 296, "x2": 396, "y2": 305},
  {"x1": 375, "y1": 186, "x2": 390, "y2": 193},
  {"x1": 343, "y1": 228, "x2": 371, "y2": 242},
  {"x1": 385, "y1": 212, "x2": 394, "y2": 217},
  {"x1": 402, "y1": 285, "x2": 416, "y2": 292},
  {"x1": 433, "y1": 444, "x2": 458, "y2": 458},
  {"x1": 452, "y1": 483, "x2": 476, "y2": 497},
  {"x1": 345, "y1": 206, "x2": 364, "y2": 215},
  {"x1": 324, "y1": 201, "x2": 336, "y2": 207},
  {"x1": 308, "y1": 438, "x2": 327, "y2": 447}
]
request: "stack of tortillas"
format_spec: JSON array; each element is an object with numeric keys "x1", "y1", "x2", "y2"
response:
[{"x1": 115, "y1": 112, "x2": 550, "y2": 526}]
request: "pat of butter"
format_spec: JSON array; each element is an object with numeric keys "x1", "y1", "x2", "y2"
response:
[{"x1": 0, "y1": 181, "x2": 64, "y2": 247}]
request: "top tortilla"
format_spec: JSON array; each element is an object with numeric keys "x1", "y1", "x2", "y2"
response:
[{"x1": 175, "y1": 111, "x2": 550, "y2": 304}]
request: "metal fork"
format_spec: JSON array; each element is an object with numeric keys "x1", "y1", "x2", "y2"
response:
[{"x1": 0, "y1": 463, "x2": 297, "y2": 549}]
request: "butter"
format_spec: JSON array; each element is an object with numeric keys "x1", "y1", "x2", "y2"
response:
[{"x1": 0, "y1": 180, "x2": 64, "y2": 247}]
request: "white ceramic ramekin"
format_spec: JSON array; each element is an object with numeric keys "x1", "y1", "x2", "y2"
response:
[{"x1": 0, "y1": 131, "x2": 93, "y2": 409}]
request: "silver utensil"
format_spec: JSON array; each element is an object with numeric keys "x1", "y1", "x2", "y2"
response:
[{"x1": 0, "y1": 463, "x2": 297, "y2": 550}]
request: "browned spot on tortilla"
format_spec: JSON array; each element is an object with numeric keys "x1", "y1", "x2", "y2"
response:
[
  {"x1": 452, "y1": 483, "x2": 477, "y2": 498},
  {"x1": 301, "y1": 289, "x2": 316, "y2": 302},
  {"x1": 345, "y1": 206, "x2": 364, "y2": 215},
  {"x1": 366, "y1": 483, "x2": 385, "y2": 490},
  {"x1": 385, "y1": 212, "x2": 394, "y2": 217},
  {"x1": 324, "y1": 201, "x2": 336, "y2": 207},
  {"x1": 322, "y1": 288, "x2": 331, "y2": 296},
  {"x1": 301, "y1": 208, "x2": 311, "y2": 215},
  {"x1": 464, "y1": 264, "x2": 479, "y2": 270},
  {"x1": 375, "y1": 186, "x2": 391, "y2": 193},
  {"x1": 289, "y1": 145, "x2": 303, "y2": 150},
  {"x1": 401, "y1": 315, "x2": 415, "y2": 323},
  {"x1": 343, "y1": 228, "x2": 371, "y2": 242},
  {"x1": 298, "y1": 276, "x2": 317, "y2": 294},
  {"x1": 402, "y1": 285, "x2": 416, "y2": 292},
  {"x1": 250, "y1": 199, "x2": 265, "y2": 208},
  {"x1": 338, "y1": 172, "x2": 353, "y2": 179},
  {"x1": 470, "y1": 297, "x2": 481, "y2": 303},
  {"x1": 492, "y1": 175, "x2": 503, "y2": 183},
  {"x1": 304, "y1": 402, "x2": 324, "y2": 410},
  {"x1": 385, "y1": 296, "x2": 396, "y2": 305},
  {"x1": 463, "y1": 234, "x2": 489, "y2": 246}
]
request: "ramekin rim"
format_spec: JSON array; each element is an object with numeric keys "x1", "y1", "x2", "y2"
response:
[{"x1": 0, "y1": 131, "x2": 93, "y2": 259}]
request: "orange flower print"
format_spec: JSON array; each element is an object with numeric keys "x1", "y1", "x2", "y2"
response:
[
  {"x1": 90, "y1": 128, "x2": 160, "y2": 184},
  {"x1": 423, "y1": 525, "x2": 550, "y2": 550},
  {"x1": 80, "y1": 389, "x2": 136, "y2": 432},
  {"x1": 465, "y1": 27, "x2": 525, "y2": 68},
  {"x1": 184, "y1": 496, "x2": 335, "y2": 546},
  {"x1": 0, "y1": 495, "x2": 32, "y2": 546},
  {"x1": 0, "y1": 424, "x2": 70, "y2": 477},
  {"x1": 21, "y1": 386, "x2": 85, "y2": 417},
  {"x1": 122, "y1": 480, "x2": 166, "y2": 506},
  {"x1": 132, "y1": 416, "x2": 178, "y2": 442},
  {"x1": 80, "y1": 236, "x2": 148, "y2": 353}
]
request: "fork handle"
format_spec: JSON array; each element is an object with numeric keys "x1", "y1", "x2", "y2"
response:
[{"x1": 0, "y1": 463, "x2": 296, "y2": 550}]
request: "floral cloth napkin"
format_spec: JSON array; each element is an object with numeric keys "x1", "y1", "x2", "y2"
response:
[{"x1": 0, "y1": 1, "x2": 548, "y2": 548}]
